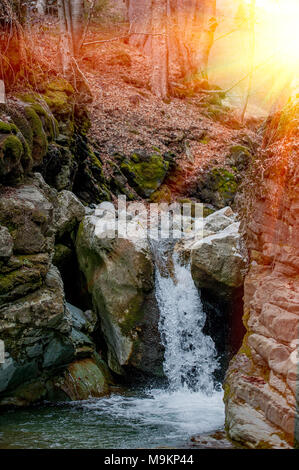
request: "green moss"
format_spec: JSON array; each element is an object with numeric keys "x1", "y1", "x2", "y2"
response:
[
  {"x1": 44, "y1": 78, "x2": 74, "y2": 96},
  {"x1": 200, "y1": 135, "x2": 210, "y2": 144},
  {"x1": 2, "y1": 135, "x2": 23, "y2": 159},
  {"x1": 23, "y1": 107, "x2": 48, "y2": 164},
  {"x1": 121, "y1": 152, "x2": 169, "y2": 198},
  {"x1": 0, "y1": 267, "x2": 42, "y2": 294},
  {"x1": 211, "y1": 168, "x2": 238, "y2": 197},
  {"x1": 0, "y1": 121, "x2": 18, "y2": 134},
  {"x1": 90, "y1": 150, "x2": 103, "y2": 170},
  {"x1": 44, "y1": 90, "x2": 73, "y2": 116},
  {"x1": 150, "y1": 185, "x2": 172, "y2": 203},
  {"x1": 76, "y1": 113, "x2": 91, "y2": 136}
]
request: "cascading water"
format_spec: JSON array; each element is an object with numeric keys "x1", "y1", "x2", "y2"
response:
[
  {"x1": 152, "y1": 240, "x2": 219, "y2": 394},
  {"x1": 0, "y1": 236, "x2": 225, "y2": 449}
]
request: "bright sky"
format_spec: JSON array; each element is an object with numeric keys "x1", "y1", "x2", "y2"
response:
[
  {"x1": 245, "y1": 0, "x2": 299, "y2": 64},
  {"x1": 210, "y1": 0, "x2": 299, "y2": 113}
]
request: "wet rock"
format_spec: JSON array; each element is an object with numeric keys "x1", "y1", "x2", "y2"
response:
[
  {"x1": 55, "y1": 190, "x2": 85, "y2": 239},
  {"x1": 191, "y1": 220, "x2": 247, "y2": 299},
  {"x1": 76, "y1": 212, "x2": 164, "y2": 377},
  {"x1": 0, "y1": 226, "x2": 13, "y2": 260},
  {"x1": 189, "y1": 430, "x2": 240, "y2": 449},
  {"x1": 67, "y1": 302, "x2": 97, "y2": 335},
  {"x1": 43, "y1": 336, "x2": 75, "y2": 369},
  {"x1": 0, "y1": 264, "x2": 73, "y2": 402},
  {"x1": 51, "y1": 357, "x2": 111, "y2": 401}
]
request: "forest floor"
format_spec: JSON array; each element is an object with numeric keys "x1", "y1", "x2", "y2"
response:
[
  {"x1": 79, "y1": 27, "x2": 263, "y2": 200},
  {"x1": 27, "y1": 22, "x2": 264, "y2": 202}
]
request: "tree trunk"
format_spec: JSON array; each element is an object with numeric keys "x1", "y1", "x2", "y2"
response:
[
  {"x1": 0, "y1": 80, "x2": 5, "y2": 104},
  {"x1": 128, "y1": 0, "x2": 152, "y2": 49},
  {"x1": 168, "y1": 0, "x2": 192, "y2": 77},
  {"x1": 192, "y1": 0, "x2": 217, "y2": 81},
  {"x1": 57, "y1": 0, "x2": 72, "y2": 75},
  {"x1": 71, "y1": 0, "x2": 84, "y2": 55},
  {"x1": 151, "y1": 0, "x2": 169, "y2": 100},
  {"x1": 36, "y1": 0, "x2": 47, "y2": 15}
]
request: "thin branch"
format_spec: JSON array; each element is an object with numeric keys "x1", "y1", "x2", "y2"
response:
[
  {"x1": 79, "y1": 0, "x2": 96, "y2": 52},
  {"x1": 82, "y1": 32, "x2": 166, "y2": 46}
]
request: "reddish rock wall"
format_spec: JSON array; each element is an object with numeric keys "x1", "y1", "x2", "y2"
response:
[{"x1": 224, "y1": 98, "x2": 299, "y2": 448}]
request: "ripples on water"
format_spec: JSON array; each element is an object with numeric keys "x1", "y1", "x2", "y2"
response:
[
  {"x1": 0, "y1": 235, "x2": 225, "y2": 449},
  {"x1": 0, "y1": 387, "x2": 224, "y2": 449}
]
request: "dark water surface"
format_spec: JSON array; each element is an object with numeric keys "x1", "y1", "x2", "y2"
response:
[{"x1": 0, "y1": 387, "x2": 224, "y2": 449}]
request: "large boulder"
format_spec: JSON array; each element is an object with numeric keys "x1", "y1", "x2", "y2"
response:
[
  {"x1": 50, "y1": 356, "x2": 113, "y2": 401},
  {"x1": 76, "y1": 209, "x2": 164, "y2": 377},
  {"x1": 190, "y1": 208, "x2": 248, "y2": 299},
  {"x1": 0, "y1": 265, "x2": 73, "y2": 405}
]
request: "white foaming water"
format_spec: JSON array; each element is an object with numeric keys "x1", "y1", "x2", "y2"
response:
[
  {"x1": 82, "y1": 238, "x2": 224, "y2": 448},
  {"x1": 0, "y1": 238, "x2": 225, "y2": 449},
  {"x1": 152, "y1": 239, "x2": 219, "y2": 394}
]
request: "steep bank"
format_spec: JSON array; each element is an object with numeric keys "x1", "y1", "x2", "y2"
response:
[{"x1": 224, "y1": 97, "x2": 299, "y2": 448}]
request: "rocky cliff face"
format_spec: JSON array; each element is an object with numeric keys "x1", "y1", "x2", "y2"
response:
[
  {"x1": 0, "y1": 80, "x2": 116, "y2": 406},
  {"x1": 0, "y1": 173, "x2": 114, "y2": 405},
  {"x1": 224, "y1": 97, "x2": 299, "y2": 448}
]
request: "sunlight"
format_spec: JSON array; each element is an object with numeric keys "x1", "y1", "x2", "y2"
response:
[{"x1": 246, "y1": 0, "x2": 299, "y2": 67}]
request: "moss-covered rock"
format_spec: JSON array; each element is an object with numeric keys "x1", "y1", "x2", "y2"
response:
[
  {"x1": 196, "y1": 166, "x2": 239, "y2": 209},
  {"x1": 150, "y1": 185, "x2": 172, "y2": 203},
  {"x1": 51, "y1": 357, "x2": 110, "y2": 401},
  {"x1": 0, "y1": 123, "x2": 26, "y2": 184},
  {"x1": 0, "y1": 253, "x2": 50, "y2": 305},
  {"x1": 228, "y1": 145, "x2": 253, "y2": 172},
  {"x1": 73, "y1": 139, "x2": 112, "y2": 204},
  {"x1": 120, "y1": 151, "x2": 169, "y2": 198},
  {"x1": 76, "y1": 214, "x2": 164, "y2": 378}
]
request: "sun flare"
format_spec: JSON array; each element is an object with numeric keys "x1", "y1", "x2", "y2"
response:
[{"x1": 247, "y1": 0, "x2": 299, "y2": 66}]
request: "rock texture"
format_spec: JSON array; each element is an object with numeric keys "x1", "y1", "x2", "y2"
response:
[
  {"x1": 224, "y1": 97, "x2": 299, "y2": 448},
  {"x1": 76, "y1": 207, "x2": 164, "y2": 378},
  {"x1": 191, "y1": 207, "x2": 247, "y2": 299},
  {"x1": 0, "y1": 174, "x2": 110, "y2": 406}
]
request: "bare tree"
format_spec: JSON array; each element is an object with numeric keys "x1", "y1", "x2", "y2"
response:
[
  {"x1": 0, "y1": 80, "x2": 6, "y2": 104},
  {"x1": 128, "y1": 0, "x2": 152, "y2": 49},
  {"x1": 57, "y1": 0, "x2": 73, "y2": 74},
  {"x1": 192, "y1": 0, "x2": 217, "y2": 81},
  {"x1": 127, "y1": 0, "x2": 217, "y2": 98},
  {"x1": 57, "y1": 0, "x2": 85, "y2": 73},
  {"x1": 36, "y1": 0, "x2": 47, "y2": 15},
  {"x1": 151, "y1": 0, "x2": 169, "y2": 100}
]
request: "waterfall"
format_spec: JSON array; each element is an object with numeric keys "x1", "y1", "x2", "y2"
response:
[{"x1": 151, "y1": 239, "x2": 219, "y2": 394}]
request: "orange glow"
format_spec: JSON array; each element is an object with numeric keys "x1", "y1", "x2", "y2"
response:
[{"x1": 249, "y1": 0, "x2": 299, "y2": 67}]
